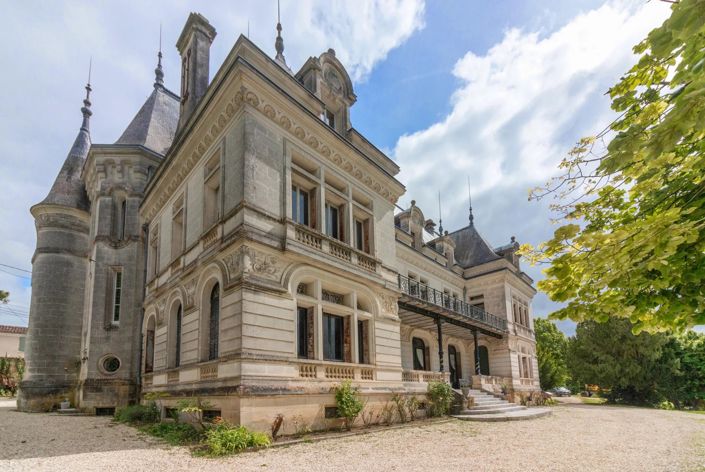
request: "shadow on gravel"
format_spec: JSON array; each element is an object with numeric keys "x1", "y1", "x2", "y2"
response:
[{"x1": 0, "y1": 400, "x2": 161, "y2": 460}]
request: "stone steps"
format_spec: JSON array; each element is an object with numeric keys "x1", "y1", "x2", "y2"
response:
[
  {"x1": 451, "y1": 389, "x2": 552, "y2": 422},
  {"x1": 454, "y1": 408, "x2": 552, "y2": 422},
  {"x1": 459, "y1": 405, "x2": 526, "y2": 415}
]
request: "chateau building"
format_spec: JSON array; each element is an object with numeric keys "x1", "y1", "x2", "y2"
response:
[{"x1": 19, "y1": 12, "x2": 539, "y2": 431}]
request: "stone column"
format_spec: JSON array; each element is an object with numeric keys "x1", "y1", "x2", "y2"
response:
[{"x1": 436, "y1": 316, "x2": 444, "y2": 373}]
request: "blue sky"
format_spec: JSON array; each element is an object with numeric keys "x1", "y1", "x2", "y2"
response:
[{"x1": 0, "y1": 1, "x2": 674, "y2": 334}]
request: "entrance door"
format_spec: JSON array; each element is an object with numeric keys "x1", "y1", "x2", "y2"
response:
[{"x1": 448, "y1": 345, "x2": 461, "y2": 388}]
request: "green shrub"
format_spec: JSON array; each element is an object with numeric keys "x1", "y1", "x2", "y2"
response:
[
  {"x1": 657, "y1": 400, "x2": 675, "y2": 410},
  {"x1": 114, "y1": 403, "x2": 160, "y2": 424},
  {"x1": 141, "y1": 422, "x2": 203, "y2": 446},
  {"x1": 426, "y1": 381, "x2": 453, "y2": 417},
  {"x1": 334, "y1": 380, "x2": 364, "y2": 430},
  {"x1": 203, "y1": 421, "x2": 271, "y2": 456}
]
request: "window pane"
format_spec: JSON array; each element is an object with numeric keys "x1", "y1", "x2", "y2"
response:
[
  {"x1": 412, "y1": 338, "x2": 426, "y2": 370},
  {"x1": 297, "y1": 307, "x2": 309, "y2": 358},
  {"x1": 175, "y1": 306, "x2": 182, "y2": 367},
  {"x1": 301, "y1": 190, "x2": 309, "y2": 225},
  {"x1": 291, "y1": 187, "x2": 298, "y2": 222},
  {"x1": 355, "y1": 220, "x2": 363, "y2": 250},
  {"x1": 357, "y1": 320, "x2": 364, "y2": 363},
  {"x1": 209, "y1": 284, "x2": 220, "y2": 360},
  {"x1": 323, "y1": 313, "x2": 343, "y2": 361},
  {"x1": 113, "y1": 271, "x2": 122, "y2": 323}
]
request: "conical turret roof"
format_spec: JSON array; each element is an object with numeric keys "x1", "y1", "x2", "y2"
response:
[
  {"x1": 114, "y1": 85, "x2": 179, "y2": 156},
  {"x1": 39, "y1": 84, "x2": 92, "y2": 211}
]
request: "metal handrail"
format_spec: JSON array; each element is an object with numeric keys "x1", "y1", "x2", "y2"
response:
[{"x1": 398, "y1": 274, "x2": 508, "y2": 332}]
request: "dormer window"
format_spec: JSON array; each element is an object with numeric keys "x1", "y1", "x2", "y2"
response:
[{"x1": 325, "y1": 110, "x2": 335, "y2": 130}]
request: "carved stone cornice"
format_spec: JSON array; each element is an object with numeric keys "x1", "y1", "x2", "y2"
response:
[
  {"x1": 144, "y1": 79, "x2": 403, "y2": 222},
  {"x1": 143, "y1": 88, "x2": 243, "y2": 221},
  {"x1": 249, "y1": 89, "x2": 402, "y2": 205}
]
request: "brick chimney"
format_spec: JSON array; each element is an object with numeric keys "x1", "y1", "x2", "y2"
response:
[{"x1": 176, "y1": 13, "x2": 217, "y2": 131}]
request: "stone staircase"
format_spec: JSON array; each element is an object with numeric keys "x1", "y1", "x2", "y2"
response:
[{"x1": 451, "y1": 389, "x2": 551, "y2": 422}]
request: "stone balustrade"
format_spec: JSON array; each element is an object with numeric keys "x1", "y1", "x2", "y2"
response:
[
  {"x1": 199, "y1": 364, "x2": 218, "y2": 380},
  {"x1": 402, "y1": 369, "x2": 450, "y2": 383},
  {"x1": 292, "y1": 223, "x2": 377, "y2": 273},
  {"x1": 297, "y1": 361, "x2": 376, "y2": 381}
]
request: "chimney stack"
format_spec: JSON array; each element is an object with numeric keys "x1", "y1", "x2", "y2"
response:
[{"x1": 176, "y1": 13, "x2": 217, "y2": 131}]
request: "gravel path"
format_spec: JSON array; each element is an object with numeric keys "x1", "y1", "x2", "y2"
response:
[{"x1": 2, "y1": 398, "x2": 703, "y2": 472}]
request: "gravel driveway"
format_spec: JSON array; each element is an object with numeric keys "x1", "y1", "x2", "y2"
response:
[{"x1": 1, "y1": 398, "x2": 703, "y2": 472}]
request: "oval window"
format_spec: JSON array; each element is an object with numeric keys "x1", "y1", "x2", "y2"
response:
[{"x1": 103, "y1": 356, "x2": 121, "y2": 373}]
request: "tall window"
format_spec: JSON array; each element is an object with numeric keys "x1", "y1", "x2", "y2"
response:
[
  {"x1": 357, "y1": 319, "x2": 369, "y2": 364},
  {"x1": 112, "y1": 269, "x2": 123, "y2": 323},
  {"x1": 174, "y1": 304, "x2": 182, "y2": 367},
  {"x1": 297, "y1": 307, "x2": 310, "y2": 358},
  {"x1": 412, "y1": 337, "x2": 427, "y2": 371},
  {"x1": 323, "y1": 313, "x2": 344, "y2": 361},
  {"x1": 208, "y1": 284, "x2": 220, "y2": 360},
  {"x1": 325, "y1": 203, "x2": 340, "y2": 239},
  {"x1": 354, "y1": 219, "x2": 370, "y2": 253},
  {"x1": 291, "y1": 185, "x2": 310, "y2": 226},
  {"x1": 145, "y1": 318, "x2": 155, "y2": 373}
]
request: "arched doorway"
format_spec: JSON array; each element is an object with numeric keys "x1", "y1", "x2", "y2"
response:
[
  {"x1": 448, "y1": 344, "x2": 462, "y2": 388},
  {"x1": 478, "y1": 345, "x2": 490, "y2": 375}
]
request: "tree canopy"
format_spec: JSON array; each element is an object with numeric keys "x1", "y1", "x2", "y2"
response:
[
  {"x1": 534, "y1": 318, "x2": 569, "y2": 390},
  {"x1": 568, "y1": 318, "x2": 678, "y2": 403},
  {"x1": 0, "y1": 290, "x2": 8, "y2": 304},
  {"x1": 523, "y1": 0, "x2": 705, "y2": 332}
]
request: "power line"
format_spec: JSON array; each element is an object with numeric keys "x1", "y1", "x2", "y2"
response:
[
  {"x1": 0, "y1": 267, "x2": 31, "y2": 280},
  {"x1": 0, "y1": 263, "x2": 31, "y2": 274}
]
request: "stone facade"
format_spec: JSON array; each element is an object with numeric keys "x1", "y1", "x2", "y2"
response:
[{"x1": 20, "y1": 12, "x2": 539, "y2": 427}]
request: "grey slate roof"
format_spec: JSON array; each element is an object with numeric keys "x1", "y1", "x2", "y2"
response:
[
  {"x1": 39, "y1": 114, "x2": 91, "y2": 211},
  {"x1": 115, "y1": 85, "x2": 180, "y2": 155},
  {"x1": 448, "y1": 224, "x2": 501, "y2": 268}
]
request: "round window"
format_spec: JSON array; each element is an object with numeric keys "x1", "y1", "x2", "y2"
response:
[{"x1": 102, "y1": 356, "x2": 121, "y2": 373}]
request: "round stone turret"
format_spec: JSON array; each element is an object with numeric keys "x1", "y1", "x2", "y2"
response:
[{"x1": 17, "y1": 84, "x2": 92, "y2": 412}]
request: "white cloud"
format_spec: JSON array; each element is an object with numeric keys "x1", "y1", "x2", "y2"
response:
[
  {"x1": 392, "y1": 0, "x2": 670, "y2": 316},
  {"x1": 0, "y1": 0, "x2": 424, "y2": 326},
  {"x1": 393, "y1": 0, "x2": 671, "y2": 316}
]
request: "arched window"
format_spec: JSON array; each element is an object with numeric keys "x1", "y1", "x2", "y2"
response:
[
  {"x1": 145, "y1": 316, "x2": 155, "y2": 373},
  {"x1": 173, "y1": 304, "x2": 182, "y2": 368},
  {"x1": 478, "y1": 345, "x2": 490, "y2": 375},
  {"x1": 412, "y1": 337, "x2": 427, "y2": 371},
  {"x1": 208, "y1": 283, "x2": 220, "y2": 360}
]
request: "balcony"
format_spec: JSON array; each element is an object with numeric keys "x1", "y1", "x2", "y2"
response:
[
  {"x1": 291, "y1": 223, "x2": 378, "y2": 274},
  {"x1": 398, "y1": 274, "x2": 508, "y2": 334}
]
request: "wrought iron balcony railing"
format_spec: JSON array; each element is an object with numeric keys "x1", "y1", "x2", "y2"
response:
[{"x1": 398, "y1": 274, "x2": 508, "y2": 332}]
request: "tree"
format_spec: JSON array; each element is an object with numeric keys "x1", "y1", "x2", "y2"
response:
[
  {"x1": 534, "y1": 318, "x2": 569, "y2": 390},
  {"x1": 522, "y1": 0, "x2": 705, "y2": 332},
  {"x1": 666, "y1": 331, "x2": 705, "y2": 408},
  {"x1": 568, "y1": 318, "x2": 679, "y2": 403},
  {"x1": 0, "y1": 290, "x2": 8, "y2": 304}
]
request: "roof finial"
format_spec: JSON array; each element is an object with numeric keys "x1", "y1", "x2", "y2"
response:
[
  {"x1": 154, "y1": 23, "x2": 164, "y2": 88},
  {"x1": 274, "y1": 0, "x2": 288, "y2": 67},
  {"x1": 80, "y1": 58, "x2": 93, "y2": 132},
  {"x1": 467, "y1": 176, "x2": 474, "y2": 226},
  {"x1": 438, "y1": 190, "x2": 444, "y2": 235}
]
